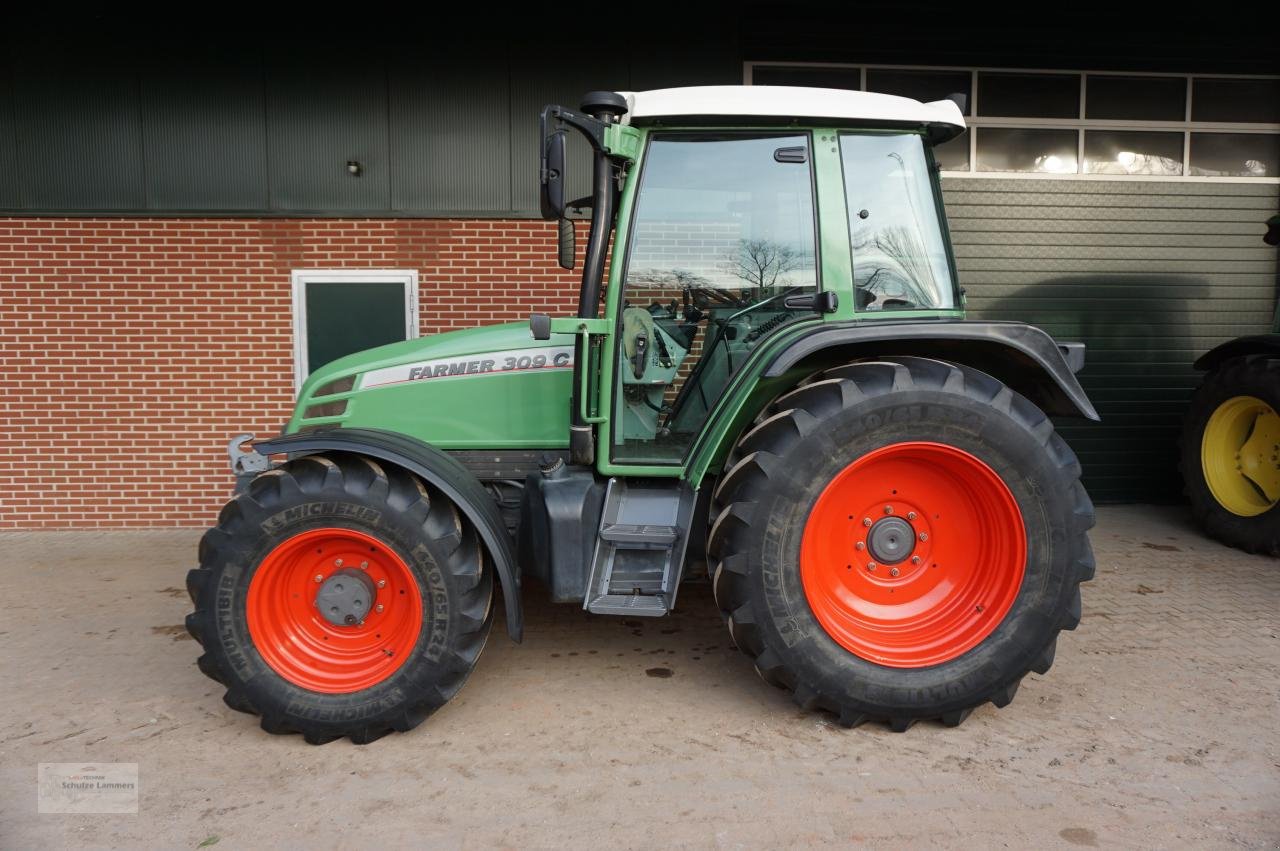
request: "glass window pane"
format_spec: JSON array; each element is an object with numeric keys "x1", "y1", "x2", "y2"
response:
[
  {"x1": 978, "y1": 72, "x2": 1079, "y2": 118},
  {"x1": 976, "y1": 128, "x2": 1078, "y2": 174},
  {"x1": 1084, "y1": 130, "x2": 1183, "y2": 175},
  {"x1": 306, "y1": 282, "x2": 406, "y2": 375},
  {"x1": 751, "y1": 66, "x2": 862, "y2": 91},
  {"x1": 1192, "y1": 78, "x2": 1280, "y2": 124},
  {"x1": 1189, "y1": 133, "x2": 1280, "y2": 177},
  {"x1": 867, "y1": 69, "x2": 971, "y2": 114},
  {"x1": 840, "y1": 133, "x2": 956, "y2": 311},
  {"x1": 627, "y1": 135, "x2": 818, "y2": 288},
  {"x1": 933, "y1": 133, "x2": 970, "y2": 171},
  {"x1": 1086, "y1": 75, "x2": 1186, "y2": 121}
]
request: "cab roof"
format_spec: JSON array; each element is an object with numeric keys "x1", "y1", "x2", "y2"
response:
[{"x1": 615, "y1": 85, "x2": 967, "y2": 142}]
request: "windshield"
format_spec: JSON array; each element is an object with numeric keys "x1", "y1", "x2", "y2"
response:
[{"x1": 840, "y1": 133, "x2": 957, "y2": 311}]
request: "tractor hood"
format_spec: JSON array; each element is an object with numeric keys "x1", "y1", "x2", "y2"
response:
[{"x1": 289, "y1": 322, "x2": 576, "y2": 449}]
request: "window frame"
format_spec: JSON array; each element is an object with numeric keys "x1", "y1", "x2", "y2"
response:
[
  {"x1": 745, "y1": 62, "x2": 1280, "y2": 183},
  {"x1": 290, "y1": 268, "x2": 419, "y2": 391}
]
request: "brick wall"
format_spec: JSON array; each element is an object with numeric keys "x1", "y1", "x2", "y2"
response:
[{"x1": 0, "y1": 218, "x2": 583, "y2": 529}]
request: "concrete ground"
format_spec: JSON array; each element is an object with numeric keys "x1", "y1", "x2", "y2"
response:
[{"x1": 0, "y1": 505, "x2": 1277, "y2": 849}]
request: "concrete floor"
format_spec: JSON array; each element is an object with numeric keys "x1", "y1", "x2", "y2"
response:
[{"x1": 1, "y1": 505, "x2": 1277, "y2": 849}]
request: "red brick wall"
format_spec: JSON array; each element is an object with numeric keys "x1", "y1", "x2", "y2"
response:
[{"x1": 0, "y1": 218, "x2": 583, "y2": 529}]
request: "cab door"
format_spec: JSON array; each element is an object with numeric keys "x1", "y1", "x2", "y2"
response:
[{"x1": 602, "y1": 131, "x2": 822, "y2": 469}]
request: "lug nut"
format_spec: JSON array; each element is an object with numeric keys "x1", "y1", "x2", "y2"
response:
[
  {"x1": 377, "y1": 579, "x2": 387, "y2": 588},
  {"x1": 912, "y1": 556, "x2": 922, "y2": 565},
  {"x1": 907, "y1": 511, "x2": 917, "y2": 520},
  {"x1": 360, "y1": 561, "x2": 369, "y2": 570},
  {"x1": 375, "y1": 604, "x2": 384, "y2": 613},
  {"x1": 884, "y1": 505, "x2": 894, "y2": 514},
  {"x1": 890, "y1": 567, "x2": 900, "y2": 577},
  {"x1": 919, "y1": 532, "x2": 929, "y2": 542},
  {"x1": 866, "y1": 562, "x2": 877, "y2": 572},
  {"x1": 855, "y1": 541, "x2": 865, "y2": 551},
  {"x1": 334, "y1": 558, "x2": 344, "y2": 567},
  {"x1": 863, "y1": 517, "x2": 873, "y2": 527},
  {"x1": 314, "y1": 574, "x2": 324, "y2": 583}
]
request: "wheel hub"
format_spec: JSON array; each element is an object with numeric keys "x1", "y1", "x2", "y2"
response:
[
  {"x1": 800, "y1": 442, "x2": 1026, "y2": 668},
  {"x1": 316, "y1": 568, "x2": 377, "y2": 626},
  {"x1": 246, "y1": 527, "x2": 423, "y2": 694},
  {"x1": 866, "y1": 516, "x2": 914, "y2": 565}
]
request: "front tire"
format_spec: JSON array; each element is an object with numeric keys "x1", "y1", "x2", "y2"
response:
[
  {"x1": 186, "y1": 452, "x2": 493, "y2": 744},
  {"x1": 708, "y1": 357, "x2": 1095, "y2": 730}
]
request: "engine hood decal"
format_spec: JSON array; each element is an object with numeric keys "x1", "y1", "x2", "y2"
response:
[{"x1": 360, "y1": 346, "x2": 574, "y2": 390}]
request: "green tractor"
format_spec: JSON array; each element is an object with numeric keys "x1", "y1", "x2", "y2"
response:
[
  {"x1": 1179, "y1": 214, "x2": 1279, "y2": 555},
  {"x1": 186, "y1": 86, "x2": 1098, "y2": 743}
]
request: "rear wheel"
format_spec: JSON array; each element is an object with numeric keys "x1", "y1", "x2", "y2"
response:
[
  {"x1": 186, "y1": 452, "x2": 493, "y2": 744},
  {"x1": 1180, "y1": 356, "x2": 1280, "y2": 555},
  {"x1": 708, "y1": 357, "x2": 1095, "y2": 730}
]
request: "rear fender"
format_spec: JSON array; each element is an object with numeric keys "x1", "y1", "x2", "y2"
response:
[
  {"x1": 762, "y1": 320, "x2": 1097, "y2": 420},
  {"x1": 1193, "y1": 334, "x2": 1280, "y2": 371},
  {"x1": 253, "y1": 427, "x2": 524, "y2": 642},
  {"x1": 686, "y1": 320, "x2": 1097, "y2": 487}
]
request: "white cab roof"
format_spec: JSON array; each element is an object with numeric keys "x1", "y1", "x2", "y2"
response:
[{"x1": 616, "y1": 86, "x2": 966, "y2": 138}]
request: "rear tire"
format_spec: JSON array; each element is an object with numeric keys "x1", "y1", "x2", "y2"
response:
[
  {"x1": 186, "y1": 452, "x2": 493, "y2": 744},
  {"x1": 1179, "y1": 356, "x2": 1280, "y2": 555},
  {"x1": 708, "y1": 357, "x2": 1095, "y2": 730}
]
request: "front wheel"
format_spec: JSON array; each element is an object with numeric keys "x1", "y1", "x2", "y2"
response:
[
  {"x1": 708, "y1": 357, "x2": 1095, "y2": 730},
  {"x1": 186, "y1": 452, "x2": 493, "y2": 744}
]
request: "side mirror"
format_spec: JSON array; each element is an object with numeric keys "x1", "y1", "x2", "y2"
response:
[
  {"x1": 557, "y1": 218, "x2": 576, "y2": 270},
  {"x1": 540, "y1": 130, "x2": 567, "y2": 220}
]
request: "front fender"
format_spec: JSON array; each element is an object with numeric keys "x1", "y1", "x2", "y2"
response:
[{"x1": 254, "y1": 428, "x2": 523, "y2": 642}]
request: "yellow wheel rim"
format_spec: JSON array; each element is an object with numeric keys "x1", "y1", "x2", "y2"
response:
[{"x1": 1201, "y1": 395, "x2": 1280, "y2": 517}]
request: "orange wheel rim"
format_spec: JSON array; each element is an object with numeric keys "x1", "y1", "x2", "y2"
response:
[
  {"x1": 247, "y1": 528, "x2": 423, "y2": 693},
  {"x1": 800, "y1": 442, "x2": 1026, "y2": 668}
]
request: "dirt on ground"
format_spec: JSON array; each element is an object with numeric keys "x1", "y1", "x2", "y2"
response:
[{"x1": 1, "y1": 505, "x2": 1277, "y2": 848}]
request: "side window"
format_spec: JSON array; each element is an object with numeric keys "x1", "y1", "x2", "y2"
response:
[
  {"x1": 840, "y1": 133, "x2": 957, "y2": 311},
  {"x1": 614, "y1": 133, "x2": 818, "y2": 464}
]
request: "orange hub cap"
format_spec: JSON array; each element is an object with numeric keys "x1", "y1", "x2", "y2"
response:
[
  {"x1": 247, "y1": 528, "x2": 423, "y2": 693},
  {"x1": 800, "y1": 442, "x2": 1026, "y2": 668}
]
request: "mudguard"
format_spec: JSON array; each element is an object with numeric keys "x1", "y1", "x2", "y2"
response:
[
  {"x1": 1193, "y1": 334, "x2": 1280, "y2": 371},
  {"x1": 763, "y1": 320, "x2": 1100, "y2": 421},
  {"x1": 254, "y1": 427, "x2": 524, "y2": 642}
]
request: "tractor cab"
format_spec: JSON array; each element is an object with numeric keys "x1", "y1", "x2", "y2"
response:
[{"x1": 535, "y1": 86, "x2": 969, "y2": 471}]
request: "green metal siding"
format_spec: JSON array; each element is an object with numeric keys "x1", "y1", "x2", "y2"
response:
[
  {"x1": 140, "y1": 53, "x2": 269, "y2": 210},
  {"x1": 12, "y1": 45, "x2": 145, "y2": 210},
  {"x1": 0, "y1": 58, "x2": 17, "y2": 208},
  {"x1": 266, "y1": 51, "x2": 391, "y2": 212},
  {"x1": 943, "y1": 177, "x2": 1280, "y2": 503},
  {"x1": 389, "y1": 45, "x2": 512, "y2": 213}
]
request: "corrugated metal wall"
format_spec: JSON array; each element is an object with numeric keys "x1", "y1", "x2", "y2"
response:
[
  {"x1": 0, "y1": 35, "x2": 739, "y2": 217},
  {"x1": 944, "y1": 177, "x2": 1280, "y2": 502}
]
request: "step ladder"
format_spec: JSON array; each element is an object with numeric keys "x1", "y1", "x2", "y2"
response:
[{"x1": 583, "y1": 478, "x2": 696, "y2": 617}]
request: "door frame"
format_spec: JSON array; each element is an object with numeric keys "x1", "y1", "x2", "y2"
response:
[{"x1": 290, "y1": 268, "x2": 420, "y2": 391}]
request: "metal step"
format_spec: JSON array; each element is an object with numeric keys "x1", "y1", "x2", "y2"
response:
[
  {"x1": 599, "y1": 523, "x2": 679, "y2": 547},
  {"x1": 584, "y1": 593, "x2": 669, "y2": 617},
  {"x1": 583, "y1": 478, "x2": 695, "y2": 618}
]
